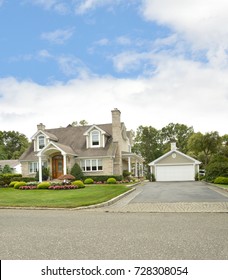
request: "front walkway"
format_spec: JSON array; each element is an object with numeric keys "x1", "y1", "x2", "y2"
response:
[{"x1": 84, "y1": 181, "x2": 228, "y2": 213}]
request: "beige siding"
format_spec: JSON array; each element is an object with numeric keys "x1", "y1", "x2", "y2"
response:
[
  {"x1": 158, "y1": 153, "x2": 194, "y2": 164},
  {"x1": 21, "y1": 162, "x2": 36, "y2": 178}
]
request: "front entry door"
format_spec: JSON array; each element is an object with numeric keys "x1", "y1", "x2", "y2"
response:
[{"x1": 52, "y1": 155, "x2": 63, "y2": 179}]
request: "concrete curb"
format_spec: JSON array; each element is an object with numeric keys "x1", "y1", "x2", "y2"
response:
[
  {"x1": 71, "y1": 187, "x2": 136, "y2": 210},
  {"x1": 203, "y1": 180, "x2": 228, "y2": 193}
]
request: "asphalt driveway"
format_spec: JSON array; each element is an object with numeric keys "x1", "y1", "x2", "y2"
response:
[{"x1": 130, "y1": 181, "x2": 228, "y2": 203}]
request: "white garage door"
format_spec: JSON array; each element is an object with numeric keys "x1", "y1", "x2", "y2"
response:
[{"x1": 156, "y1": 165, "x2": 194, "y2": 181}]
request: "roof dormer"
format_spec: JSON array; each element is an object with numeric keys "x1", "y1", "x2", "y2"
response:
[
  {"x1": 83, "y1": 125, "x2": 109, "y2": 148},
  {"x1": 31, "y1": 123, "x2": 59, "y2": 152}
]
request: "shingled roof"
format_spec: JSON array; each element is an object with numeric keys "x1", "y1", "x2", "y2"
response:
[{"x1": 20, "y1": 123, "x2": 114, "y2": 161}]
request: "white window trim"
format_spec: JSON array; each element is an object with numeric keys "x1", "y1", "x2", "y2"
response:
[
  {"x1": 90, "y1": 130, "x2": 101, "y2": 148},
  {"x1": 29, "y1": 161, "x2": 48, "y2": 174},
  {"x1": 29, "y1": 162, "x2": 39, "y2": 174},
  {"x1": 37, "y1": 135, "x2": 46, "y2": 151},
  {"x1": 80, "y1": 159, "x2": 103, "y2": 172}
]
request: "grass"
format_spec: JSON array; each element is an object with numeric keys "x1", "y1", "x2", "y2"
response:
[
  {"x1": 0, "y1": 184, "x2": 130, "y2": 208},
  {"x1": 215, "y1": 184, "x2": 228, "y2": 189}
]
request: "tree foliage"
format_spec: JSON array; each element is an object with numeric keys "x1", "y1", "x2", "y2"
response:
[
  {"x1": 71, "y1": 120, "x2": 88, "y2": 127},
  {"x1": 132, "y1": 123, "x2": 194, "y2": 164},
  {"x1": 0, "y1": 131, "x2": 29, "y2": 159},
  {"x1": 187, "y1": 131, "x2": 221, "y2": 166},
  {"x1": 132, "y1": 125, "x2": 163, "y2": 165},
  {"x1": 160, "y1": 123, "x2": 194, "y2": 153}
]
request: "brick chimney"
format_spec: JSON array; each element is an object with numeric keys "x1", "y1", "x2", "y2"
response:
[
  {"x1": 111, "y1": 108, "x2": 122, "y2": 175},
  {"x1": 37, "y1": 123, "x2": 46, "y2": 131}
]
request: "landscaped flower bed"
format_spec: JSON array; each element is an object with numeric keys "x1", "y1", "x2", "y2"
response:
[{"x1": 48, "y1": 185, "x2": 78, "y2": 190}]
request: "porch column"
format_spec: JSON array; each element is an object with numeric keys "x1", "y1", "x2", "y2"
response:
[
  {"x1": 135, "y1": 160, "x2": 138, "y2": 177},
  {"x1": 38, "y1": 156, "x2": 42, "y2": 182},
  {"x1": 63, "y1": 154, "x2": 67, "y2": 175},
  {"x1": 128, "y1": 157, "x2": 131, "y2": 173},
  {"x1": 141, "y1": 163, "x2": 144, "y2": 177}
]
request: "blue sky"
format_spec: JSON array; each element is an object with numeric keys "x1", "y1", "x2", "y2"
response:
[{"x1": 0, "y1": 0, "x2": 228, "y2": 138}]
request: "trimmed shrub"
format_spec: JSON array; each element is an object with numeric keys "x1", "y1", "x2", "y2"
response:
[
  {"x1": 107, "y1": 177, "x2": 117, "y2": 184},
  {"x1": 37, "y1": 182, "x2": 51, "y2": 189},
  {"x1": 83, "y1": 175, "x2": 123, "y2": 183},
  {"x1": 9, "y1": 181, "x2": 19, "y2": 188},
  {"x1": 84, "y1": 178, "x2": 94, "y2": 184},
  {"x1": 72, "y1": 180, "x2": 85, "y2": 188},
  {"x1": 26, "y1": 182, "x2": 39, "y2": 186},
  {"x1": 70, "y1": 163, "x2": 84, "y2": 180},
  {"x1": 14, "y1": 182, "x2": 27, "y2": 189},
  {"x1": 0, "y1": 173, "x2": 22, "y2": 186},
  {"x1": 214, "y1": 177, "x2": 228, "y2": 185},
  {"x1": 50, "y1": 181, "x2": 63, "y2": 186}
]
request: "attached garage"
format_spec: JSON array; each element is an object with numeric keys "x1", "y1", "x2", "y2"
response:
[{"x1": 149, "y1": 143, "x2": 201, "y2": 182}]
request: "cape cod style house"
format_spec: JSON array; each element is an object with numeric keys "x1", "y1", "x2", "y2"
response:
[{"x1": 20, "y1": 109, "x2": 144, "y2": 182}]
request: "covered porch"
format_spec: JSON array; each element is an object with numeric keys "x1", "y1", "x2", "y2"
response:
[
  {"x1": 37, "y1": 142, "x2": 77, "y2": 182},
  {"x1": 122, "y1": 152, "x2": 144, "y2": 178}
]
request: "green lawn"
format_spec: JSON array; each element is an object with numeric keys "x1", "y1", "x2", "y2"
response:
[
  {"x1": 215, "y1": 184, "x2": 228, "y2": 189},
  {"x1": 0, "y1": 184, "x2": 130, "y2": 208}
]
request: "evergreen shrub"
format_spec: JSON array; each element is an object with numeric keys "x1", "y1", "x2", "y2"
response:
[
  {"x1": 72, "y1": 180, "x2": 85, "y2": 188},
  {"x1": 84, "y1": 178, "x2": 94, "y2": 184},
  {"x1": 107, "y1": 178, "x2": 117, "y2": 184},
  {"x1": 214, "y1": 177, "x2": 228, "y2": 185},
  {"x1": 37, "y1": 182, "x2": 51, "y2": 189},
  {"x1": 14, "y1": 182, "x2": 27, "y2": 189}
]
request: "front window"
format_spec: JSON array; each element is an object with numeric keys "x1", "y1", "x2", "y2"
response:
[
  {"x1": 38, "y1": 135, "x2": 45, "y2": 150},
  {"x1": 91, "y1": 130, "x2": 100, "y2": 147},
  {"x1": 29, "y1": 162, "x2": 38, "y2": 173},
  {"x1": 80, "y1": 159, "x2": 103, "y2": 172},
  {"x1": 29, "y1": 161, "x2": 47, "y2": 173}
]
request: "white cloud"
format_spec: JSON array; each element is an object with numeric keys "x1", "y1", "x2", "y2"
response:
[
  {"x1": 141, "y1": 0, "x2": 228, "y2": 66},
  {"x1": 116, "y1": 36, "x2": 132, "y2": 46},
  {"x1": 75, "y1": 0, "x2": 120, "y2": 14},
  {"x1": 26, "y1": 0, "x2": 69, "y2": 14},
  {"x1": 111, "y1": 51, "x2": 156, "y2": 73},
  {"x1": 94, "y1": 38, "x2": 110, "y2": 46},
  {"x1": 41, "y1": 28, "x2": 74, "y2": 44},
  {"x1": 56, "y1": 55, "x2": 91, "y2": 77},
  {"x1": 1, "y1": 58, "x2": 228, "y2": 139}
]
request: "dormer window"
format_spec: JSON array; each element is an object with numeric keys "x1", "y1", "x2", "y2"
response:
[
  {"x1": 38, "y1": 135, "x2": 45, "y2": 150},
  {"x1": 91, "y1": 130, "x2": 100, "y2": 147}
]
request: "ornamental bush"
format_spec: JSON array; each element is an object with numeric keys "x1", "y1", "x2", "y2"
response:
[
  {"x1": 14, "y1": 182, "x2": 27, "y2": 189},
  {"x1": 72, "y1": 180, "x2": 85, "y2": 188},
  {"x1": 70, "y1": 163, "x2": 84, "y2": 180},
  {"x1": 84, "y1": 178, "x2": 94, "y2": 184},
  {"x1": 9, "y1": 181, "x2": 19, "y2": 188},
  {"x1": 37, "y1": 182, "x2": 51, "y2": 189},
  {"x1": 107, "y1": 178, "x2": 117, "y2": 184},
  {"x1": 214, "y1": 177, "x2": 228, "y2": 185}
]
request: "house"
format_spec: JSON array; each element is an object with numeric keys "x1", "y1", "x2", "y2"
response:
[
  {"x1": 19, "y1": 109, "x2": 144, "y2": 182},
  {"x1": 0, "y1": 160, "x2": 21, "y2": 174},
  {"x1": 149, "y1": 143, "x2": 201, "y2": 181}
]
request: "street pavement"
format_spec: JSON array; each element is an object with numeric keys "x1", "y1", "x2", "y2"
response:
[{"x1": 0, "y1": 209, "x2": 228, "y2": 259}]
